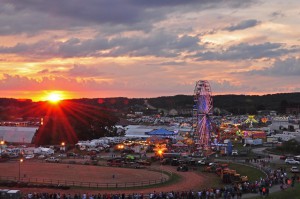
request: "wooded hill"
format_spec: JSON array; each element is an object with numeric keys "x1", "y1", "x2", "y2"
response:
[
  {"x1": 146, "y1": 93, "x2": 300, "y2": 115},
  {"x1": 0, "y1": 92, "x2": 300, "y2": 119},
  {"x1": 1, "y1": 93, "x2": 299, "y2": 145}
]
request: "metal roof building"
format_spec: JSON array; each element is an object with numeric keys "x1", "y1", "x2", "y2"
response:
[{"x1": 0, "y1": 126, "x2": 38, "y2": 144}]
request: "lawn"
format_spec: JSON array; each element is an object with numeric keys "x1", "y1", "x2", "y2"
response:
[
  {"x1": 228, "y1": 162, "x2": 267, "y2": 182},
  {"x1": 195, "y1": 161, "x2": 266, "y2": 190}
]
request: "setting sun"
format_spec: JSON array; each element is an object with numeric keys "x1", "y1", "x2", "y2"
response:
[
  {"x1": 45, "y1": 91, "x2": 64, "y2": 103},
  {"x1": 48, "y1": 93, "x2": 62, "y2": 103}
]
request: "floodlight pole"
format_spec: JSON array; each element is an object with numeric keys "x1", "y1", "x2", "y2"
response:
[
  {"x1": 19, "y1": 159, "x2": 23, "y2": 181},
  {"x1": 61, "y1": 142, "x2": 66, "y2": 152},
  {"x1": 0, "y1": 140, "x2": 4, "y2": 155},
  {"x1": 160, "y1": 154, "x2": 163, "y2": 180}
]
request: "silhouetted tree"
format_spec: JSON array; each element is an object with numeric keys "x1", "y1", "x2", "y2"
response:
[
  {"x1": 280, "y1": 100, "x2": 288, "y2": 114},
  {"x1": 34, "y1": 101, "x2": 119, "y2": 145}
]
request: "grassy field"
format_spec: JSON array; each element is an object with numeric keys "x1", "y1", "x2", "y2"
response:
[
  {"x1": 228, "y1": 162, "x2": 267, "y2": 182},
  {"x1": 196, "y1": 161, "x2": 266, "y2": 190},
  {"x1": 195, "y1": 172, "x2": 224, "y2": 189}
]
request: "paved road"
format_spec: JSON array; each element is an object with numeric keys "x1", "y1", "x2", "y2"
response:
[
  {"x1": 240, "y1": 147, "x2": 291, "y2": 198},
  {"x1": 251, "y1": 147, "x2": 284, "y2": 164},
  {"x1": 242, "y1": 184, "x2": 282, "y2": 198}
]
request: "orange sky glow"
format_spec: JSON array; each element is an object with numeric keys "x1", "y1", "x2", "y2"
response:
[{"x1": 0, "y1": 0, "x2": 299, "y2": 101}]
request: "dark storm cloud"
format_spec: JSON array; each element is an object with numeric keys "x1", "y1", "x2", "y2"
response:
[
  {"x1": 158, "y1": 61, "x2": 186, "y2": 66},
  {"x1": 106, "y1": 33, "x2": 201, "y2": 57},
  {"x1": 1, "y1": 36, "x2": 297, "y2": 62},
  {"x1": 172, "y1": 35, "x2": 200, "y2": 50},
  {"x1": 194, "y1": 42, "x2": 299, "y2": 61},
  {"x1": 246, "y1": 58, "x2": 300, "y2": 76},
  {"x1": 0, "y1": 40, "x2": 60, "y2": 57},
  {"x1": 68, "y1": 64, "x2": 106, "y2": 77},
  {"x1": 57, "y1": 37, "x2": 111, "y2": 57},
  {"x1": 0, "y1": 37, "x2": 110, "y2": 58},
  {"x1": 0, "y1": 3, "x2": 82, "y2": 35},
  {"x1": 270, "y1": 11, "x2": 285, "y2": 18},
  {"x1": 0, "y1": 32, "x2": 201, "y2": 58},
  {"x1": 146, "y1": 61, "x2": 186, "y2": 66},
  {"x1": 132, "y1": 0, "x2": 255, "y2": 8},
  {"x1": 0, "y1": 0, "x2": 256, "y2": 35},
  {"x1": 224, "y1": 19, "x2": 260, "y2": 32},
  {"x1": 9, "y1": 1, "x2": 144, "y2": 24}
]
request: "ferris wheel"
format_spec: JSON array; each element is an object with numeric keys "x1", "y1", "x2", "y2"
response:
[{"x1": 193, "y1": 80, "x2": 213, "y2": 150}]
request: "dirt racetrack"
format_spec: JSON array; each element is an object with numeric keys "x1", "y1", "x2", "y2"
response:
[
  {"x1": 0, "y1": 160, "x2": 209, "y2": 195},
  {"x1": 0, "y1": 161, "x2": 168, "y2": 184}
]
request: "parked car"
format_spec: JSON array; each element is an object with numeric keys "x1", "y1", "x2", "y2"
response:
[
  {"x1": 126, "y1": 162, "x2": 145, "y2": 169},
  {"x1": 171, "y1": 158, "x2": 180, "y2": 166},
  {"x1": 197, "y1": 158, "x2": 208, "y2": 166},
  {"x1": 279, "y1": 155, "x2": 287, "y2": 160},
  {"x1": 188, "y1": 159, "x2": 197, "y2": 166},
  {"x1": 285, "y1": 159, "x2": 300, "y2": 165},
  {"x1": 290, "y1": 166, "x2": 300, "y2": 173},
  {"x1": 232, "y1": 150, "x2": 238, "y2": 156},
  {"x1": 136, "y1": 159, "x2": 152, "y2": 166},
  {"x1": 57, "y1": 153, "x2": 67, "y2": 158},
  {"x1": 45, "y1": 157, "x2": 60, "y2": 163},
  {"x1": 294, "y1": 155, "x2": 300, "y2": 161},
  {"x1": 67, "y1": 152, "x2": 78, "y2": 157},
  {"x1": 121, "y1": 149, "x2": 135, "y2": 154},
  {"x1": 38, "y1": 154, "x2": 46, "y2": 159},
  {"x1": 87, "y1": 148, "x2": 100, "y2": 153},
  {"x1": 24, "y1": 154, "x2": 35, "y2": 159},
  {"x1": 107, "y1": 158, "x2": 123, "y2": 167},
  {"x1": 8, "y1": 153, "x2": 19, "y2": 158},
  {"x1": 239, "y1": 150, "x2": 249, "y2": 156},
  {"x1": 177, "y1": 164, "x2": 189, "y2": 172},
  {"x1": 161, "y1": 158, "x2": 171, "y2": 165},
  {"x1": 0, "y1": 153, "x2": 10, "y2": 162},
  {"x1": 208, "y1": 162, "x2": 218, "y2": 167}
]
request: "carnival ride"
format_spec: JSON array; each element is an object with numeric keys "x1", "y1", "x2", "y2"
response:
[
  {"x1": 193, "y1": 80, "x2": 214, "y2": 152},
  {"x1": 261, "y1": 117, "x2": 268, "y2": 123},
  {"x1": 244, "y1": 115, "x2": 258, "y2": 128}
]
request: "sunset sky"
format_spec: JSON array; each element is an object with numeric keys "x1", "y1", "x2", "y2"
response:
[{"x1": 0, "y1": 0, "x2": 299, "y2": 101}]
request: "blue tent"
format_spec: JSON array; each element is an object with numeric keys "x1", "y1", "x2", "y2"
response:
[
  {"x1": 146, "y1": 128, "x2": 175, "y2": 136},
  {"x1": 227, "y1": 141, "x2": 233, "y2": 156}
]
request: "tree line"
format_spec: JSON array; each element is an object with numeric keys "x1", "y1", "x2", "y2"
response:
[{"x1": 0, "y1": 92, "x2": 300, "y2": 145}]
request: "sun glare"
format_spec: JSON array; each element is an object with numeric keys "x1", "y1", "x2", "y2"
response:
[{"x1": 47, "y1": 92, "x2": 63, "y2": 104}]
